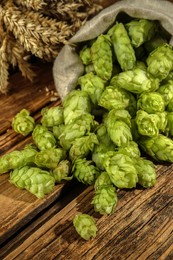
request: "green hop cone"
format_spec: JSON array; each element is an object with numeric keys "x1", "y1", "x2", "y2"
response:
[
  {"x1": 108, "y1": 22, "x2": 136, "y2": 71},
  {"x1": 69, "y1": 133, "x2": 99, "y2": 162},
  {"x1": 110, "y1": 67, "x2": 159, "y2": 94},
  {"x1": 164, "y1": 112, "x2": 173, "y2": 136},
  {"x1": 125, "y1": 19, "x2": 156, "y2": 48},
  {"x1": 117, "y1": 141, "x2": 141, "y2": 159},
  {"x1": 138, "y1": 134, "x2": 173, "y2": 162},
  {"x1": 41, "y1": 106, "x2": 63, "y2": 127},
  {"x1": 78, "y1": 72, "x2": 105, "y2": 105},
  {"x1": 162, "y1": 71, "x2": 173, "y2": 84},
  {"x1": 0, "y1": 144, "x2": 37, "y2": 174},
  {"x1": 10, "y1": 166, "x2": 55, "y2": 198},
  {"x1": 59, "y1": 113, "x2": 95, "y2": 150},
  {"x1": 51, "y1": 160, "x2": 72, "y2": 183},
  {"x1": 157, "y1": 80, "x2": 173, "y2": 106},
  {"x1": 103, "y1": 152, "x2": 138, "y2": 189},
  {"x1": 156, "y1": 111, "x2": 167, "y2": 133},
  {"x1": 137, "y1": 92, "x2": 165, "y2": 114},
  {"x1": 73, "y1": 213, "x2": 97, "y2": 240},
  {"x1": 72, "y1": 158, "x2": 100, "y2": 185},
  {"x1": 34, "y1": 148, "x2": 66, "y2": 169},
  {"x1": 32, "y1": 124, "x2": 56, "y2": 151},
  {"x1": 12, "y1": 109, "x2": 35, "y2": 136},
  {"x1": 94, "y1": 171, "x2": 112, "y2": 190},
  {"x1": 135, "y1": 110, "x2": 160, "y2": 137},
  {"x1": 146, "y1": 44, "x2": 173, "y2": 81},
  {"x1": 91, "y1": 185, "x2": 118, "y2": 215},
  {"x1": 52, "y1": 124, "x2": 65, "y2": 140},
  {"x1": 90, "y1": 34, "x2": 113, "y2": 81},
  {"x1": 167, "y1": 98, "x2": 173, "y2": 112},
  {"x1": 98, "y1": 85, "x2": 135, "y2": 112},
  {"x1": 105, "y1": 109, "x2": 132, "y2": 147},
  {"x1": 79, "y1": 45, "x2": 92, "y2": 65},
  {"x1": 135, "y1": 158, "x2": 157, "y2": 188},
  {"x1": 62, "y1": 90, "x2": 91, "y2": 125}
]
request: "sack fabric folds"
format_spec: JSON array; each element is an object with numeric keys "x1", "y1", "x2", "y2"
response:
[{"x1": 53, "y1": 0, "x2": 173, "y2": 100}]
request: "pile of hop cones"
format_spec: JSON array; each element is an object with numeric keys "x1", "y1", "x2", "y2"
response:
[{"x1": 0, "y1": 0, "x2": 102, "y2": 93}]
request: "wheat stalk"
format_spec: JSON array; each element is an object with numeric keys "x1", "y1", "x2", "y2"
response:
[
  {"x1": 0, "y1": 35, "x2": 9, "y2": 93},
  {"x1": 14, "y1": 0, "x2": 46, "y2": 11}
]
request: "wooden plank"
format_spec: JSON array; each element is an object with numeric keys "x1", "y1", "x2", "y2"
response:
[
  {"x1": 0, "y1": 61, "x2": 67, "y2": 244},
  {"x1": 1, "y1": 164, "x2": 172, "y2": 259}
]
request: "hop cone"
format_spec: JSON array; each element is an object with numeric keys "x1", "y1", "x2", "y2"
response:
[
  {"x1": 0, "y1": 145, "x2": 37, "y2": 174},
  {"x1": 79, "y1": 45, "x2": 92, "y2": 65},
  {"x1": 137, "y1": 92, "x2": 165, "y2": 114},
  {"x1": 111, "y1": 68, "x2": 159, "y2": 94},
  {"x1": 41, "y1": 106, "x2": 64, "y2": 127},
  {"x1": 62, "y1": 90, "x2": 91, "y2": 125},
  {"x1": 103, "y1": 153, "x2": 138, "y2": 189},
  {"x1": 91, "y1": 186, "x2": 118, "y2": 215},
  {"x1": 73, "y1": 213, "x2": 97, "y2": 240},
  {"x1": 167, "y1": 98, "x2": 173, "y2": 112},
  {"x1": 69, "y1": 133, "x2": 99, "y2": 162},
  {"x1": 94, "y1": 171, "x2": 112, "y2": 191},
  {"x1": 52, "y1": 160, "x2": 72, "y2": 183},
  {"x1": 52, "y1": 124, "x2": 65, "y2": 140},
  {"x1": 125, "y1": 19, "x2": 156, "y2": 48},
  {"x1": 91, "y1": 34, "x2": 113, "y2": 81},
  {"x1": 78, "y1": 72, "x2": 105, "y2": 104},
  {"x1": 135, "y1": 110, "x2": 160, "y2": 137},
  {"x1": 10, "y1": 166, "x2": 55, "y2": 198},
  {"x1": 108, "y1": 22, "x2": 136, "y2": 71},
  {"x1": 135, "y1": 158, "x2": 157, "y2": 188},
  {"x1": 32, "y1": 124, "x2": 56, "y2": 151},
  {"x1": 157, "y1": 80, "x2": 173, "y2": 106},
  {"x1": 12, "y1": 109, "x2": 35, "y2": 136},
  {"x1": 146, "y1": 44, "x2": 173, "y2": 81},
  {"x1": 164, "y1": 112, "x2": 173, "y2": 136},
  {"x1": 72, "y1": 158, "x2": 100, "y2": 185},
  {"x1": 117, "y1": 141, "x2": 141, "y2": 159},
  {"x1": 34, "y1": 148, "x2": 66, "y2": 169},
  {"x1": 138, "y1": 134, "x2": 173, "y2": 162},
  {"x1": 59, "y1": 113, "x2": 95, "y2": 150},
  {"x1": 98, "y1": 85, "x2": 135, "y2": 111}
]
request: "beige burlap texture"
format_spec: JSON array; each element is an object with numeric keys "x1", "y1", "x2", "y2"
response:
[{"x1": 53, "y1": 0, "x2": 173, "y2": 100}]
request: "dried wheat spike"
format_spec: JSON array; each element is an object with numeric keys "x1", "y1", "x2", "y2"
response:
[
  {"x1": 2, "y1": 4, "x2": 73, "y2": 60},
  {"x1": 6, "y1": 34, "x2": 36, "y2": 81},
  {"x1": 0, "y1": 35, "x2": 9, "y2": 93},
  {"x1": 14, "y1": 0, "x2": 46, "y2": 11}
]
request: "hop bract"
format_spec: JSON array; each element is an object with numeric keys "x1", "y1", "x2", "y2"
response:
[{"x1": 41, "y1": 106, "x2": 64, "y2": 127}]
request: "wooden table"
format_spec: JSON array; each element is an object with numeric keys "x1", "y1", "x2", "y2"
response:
[{"x1": 0, "y1": 1, "x2": 173, "y2": 259}]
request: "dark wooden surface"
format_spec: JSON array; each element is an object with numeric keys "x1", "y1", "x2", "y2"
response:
[{"x1": 0, "y1": 0, "x2": 173, "y2": 259}]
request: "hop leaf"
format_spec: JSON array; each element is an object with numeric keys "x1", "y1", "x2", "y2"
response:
[
  {"x1": 12, "y1": 109, "x2": 35, "y2": 136},
  {"x1": 73, "y1": 213, "x2": 97, "y2": 240}
]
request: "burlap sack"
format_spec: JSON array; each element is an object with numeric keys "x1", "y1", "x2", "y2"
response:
[{"x1": 53, "y1": 0, "x2": 173, "y2": 100}]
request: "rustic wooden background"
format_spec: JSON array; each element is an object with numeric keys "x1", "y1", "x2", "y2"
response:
[{"x1": 0, "y1": 0, "x2": 173, "y2": 259}]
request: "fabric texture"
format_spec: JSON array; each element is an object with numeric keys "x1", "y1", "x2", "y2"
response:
[{"x1": 53, "y1": 0, "x2": 173, "y2": 100}]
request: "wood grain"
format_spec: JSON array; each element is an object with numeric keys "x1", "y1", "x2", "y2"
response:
[{"x1": 1, "y1": 164, "x2": 172, "y2": 260}]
